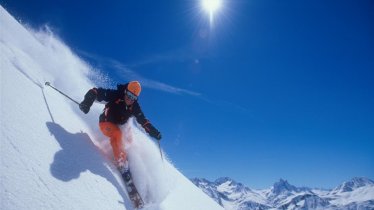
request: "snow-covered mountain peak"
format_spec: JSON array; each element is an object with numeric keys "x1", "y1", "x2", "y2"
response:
[
  {"x1": 214, "y1": 177, "x2": 253, "y2": 195},
  {"x1": 331, "y1": 177, "x2": 374, "y2": 194},
  {"x1": 215, "y1": 177, "x2": 235, "y2": 185},
  {"x1": 271, "y1": 178, "x2": 298, "y2": 194}
]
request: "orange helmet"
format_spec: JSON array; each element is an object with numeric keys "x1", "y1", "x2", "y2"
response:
[{"x1": 127, "y1": 81, "x2": 141, "y2": 96}]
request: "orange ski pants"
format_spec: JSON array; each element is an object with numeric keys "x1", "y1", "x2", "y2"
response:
[{"x1": 99, "y1": 122, "x2": 126, "y2": 162}]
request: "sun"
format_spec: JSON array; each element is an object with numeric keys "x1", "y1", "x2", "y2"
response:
[
  {"x1": 202, "y1": 0, "x2": 222, "y2": 13},
  {"x1": 201, "y1": 0, "x2": 223, "y2": 25}
]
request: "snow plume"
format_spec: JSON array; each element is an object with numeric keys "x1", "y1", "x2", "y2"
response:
[
  {"x1": 1, "y1": 7, "x2": 92, "y2": 92},
  {"x1": 122, "y1": 119, "x2": 176, "y2": 203},
  {"x1": 1, "y1": 5, "x2": 223, "y2": 210}
]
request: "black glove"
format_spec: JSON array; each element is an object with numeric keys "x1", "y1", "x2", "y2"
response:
[
  {"x1": 145, "y1": 124, "x2": 162, "y2": 140},
  {"x1": 151, "y1": 131, "x2": 161, "y2": 140},
  {"x1": 79, "y1": 89, "x2": 97, "y2": 114},
  {"x1": 79, "y1": 102, "x2": 90, "y2": 114},
  {"x1": 154, "y1": 132, "x2": 162, "y2": 140}
]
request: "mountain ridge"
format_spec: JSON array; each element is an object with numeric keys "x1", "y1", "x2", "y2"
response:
[{"x1": 191, "y1": 177, "x2": 374, "y2": 210}]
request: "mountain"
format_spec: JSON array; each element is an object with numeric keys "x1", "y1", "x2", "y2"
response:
[
  {"x1": 192, "y1": 177, "x2": 374, "y2": 210},
  {"x1": 330, "y1": 177, "x2": 374, "y2": 194},
  {"x1": 0, "y1": 5, "x2": 223, "y2": 210}
]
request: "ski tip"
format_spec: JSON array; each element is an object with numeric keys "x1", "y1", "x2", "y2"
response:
[{"x1": 45, "y1": 82, "x2": 50, "y2": 86}]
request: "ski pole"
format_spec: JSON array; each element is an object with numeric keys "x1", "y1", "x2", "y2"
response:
[
  {"x1": 157, "y1": 140, "x2": 164, "y2": 162},
  {"x1": 45, "y1": 82, "x2": 80, "y2": 105}
]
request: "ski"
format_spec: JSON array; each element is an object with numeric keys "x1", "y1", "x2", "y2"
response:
[{"x1": 120, "y1": 169, "x2": 145, "y2": 209}]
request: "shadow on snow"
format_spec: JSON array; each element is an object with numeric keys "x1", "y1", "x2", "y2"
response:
[{"x1": 46, "y1": 121, "x2": 133, "y2": 210}]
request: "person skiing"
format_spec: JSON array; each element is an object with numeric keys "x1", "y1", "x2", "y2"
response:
[{"x1": 78, "y1": 81, "x2": 162, "y2": 174}]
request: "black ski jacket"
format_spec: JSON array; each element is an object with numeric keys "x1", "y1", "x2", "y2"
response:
[{"x1": 82, "y1": 83, "x2": 160, "y2": 137}]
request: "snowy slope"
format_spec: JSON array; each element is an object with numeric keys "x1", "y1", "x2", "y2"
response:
[
  {"x1": 192, "y1": 177, "x2": 374, "y2": 210},
  {"x1": 0, "y1": 5, "x2": 223, "y2": 210}
]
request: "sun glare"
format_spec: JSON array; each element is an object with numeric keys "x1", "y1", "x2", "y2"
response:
[
  {"x1": 201, "y1": 0, "x2": 223, "y2": 25},
  {"x1": 202, "y1": 0, "x2": 222, "y2": 13}
]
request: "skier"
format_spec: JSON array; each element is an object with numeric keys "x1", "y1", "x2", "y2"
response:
[{"x1": 78, "y1": 81, "x2": 162, "y2": 174}]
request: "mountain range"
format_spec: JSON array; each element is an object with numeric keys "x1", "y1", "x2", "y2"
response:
[{"x1": 191, "y1": 177, "x2": 374, "y2": 210}]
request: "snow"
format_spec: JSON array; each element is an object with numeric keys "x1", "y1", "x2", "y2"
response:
[
  {"x1": 192, "y1": 177, "x2": 374, "y2": 210},
  {"x1": 328, "y1": 186, "x2": 374, "y2": 206},
  {"x1": 0, "y1": 5, "x2": 223, "y2": 210}
]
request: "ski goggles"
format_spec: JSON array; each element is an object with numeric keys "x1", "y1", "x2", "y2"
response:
[{"x1": 125, "y1": 91, "x2": 138, "y2": 101}]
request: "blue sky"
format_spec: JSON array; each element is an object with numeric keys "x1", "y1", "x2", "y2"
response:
[{"x1": 3, "y1": 0, "x2": 373, "y2": 189}]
